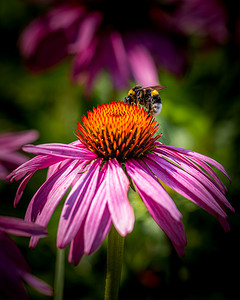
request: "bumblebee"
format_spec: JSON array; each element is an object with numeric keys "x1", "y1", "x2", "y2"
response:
[{"x1": 124, "y1": 85, "x2": 166, "y2": 116}]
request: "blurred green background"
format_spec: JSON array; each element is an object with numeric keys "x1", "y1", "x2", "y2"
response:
[{"x1": 0, "y1": 0, "x2": 240, "y2": 299}]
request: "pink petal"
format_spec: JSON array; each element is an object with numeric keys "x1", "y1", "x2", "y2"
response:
[
  {"x1": 86, "y1": 206, "x2": 111, "y2": 255},
  {"x1": 23, "y1": 143, "x2": 97, "y2": 160},
  {"x1": 20, "y1": 18, "x2": 50, "y2": 58},
  {"x1": 126, "y1": 159, "x2": 182, "y2": 220},
  {"x1": 0, "y1": 130, "x2": 39, "y2": 150},
  {"x1": 141, "y1": 195, "x2": 186, "y2": 256},
  {"x1": 0, "y1": 216, "x2": 47, "y2": 237},
  {"x1": 84, "y1": 164, "x2": 112, "y2": 254},
  {"x1": 19, "y1": 4, "x2": 84, "y2": 71},
  {"x1": 188, "y1": 156, "x2": 229, "y2": 193},
  {"x1": 218, "y1": 216, "x2": 231, "y2": 232},
  {"x1": 21, "y1": 272, "x2": 53, "y2": 296},
  {"x1": 0, "y1": 232, "x2": 30, "y2": 271},
  {"x1": 107, "y1": 31, "x2": 130, "y2": 88},
  {"x1": 68, "y1": 11, "x2": 103, "y2": 53},
  {"x1": 25, "y1": 160, "x2": 78, "y2": 222},
  {"x1": 154, "y1": 148, "x2": 234, "y2": 212},
  {"x1": 47, "y1": 161, "x2": 63, "y2": 179},
  {"x1": 71, "y1": 37, "x2": 99, "y2": 82},
  {"x1": 105, "y1": 159, "x2": 134, "y2": 236},
  {"x1": 57, "y1": 159, "x2": 101, "y2": 248},
  {"x1": 26, "y1": 160, "x2": 82, "y2": 248},
  {"x1": 14, "y1": 172, "x2": 33, "y2": 207},
  {"x1": 144, "y1": 154, "x2": 228, "y2": 220},
  {"x1": 0, "y1": 233, "x2": 52, "y2": 296},
  {"x1": 47, "y1": 4, "x2": 84, "y2": 31},
  {"x1": 126, "y1": 42, "x2": 159, "y2": 86},
  {"x1": 0, "y1": 151, "x2": 32, "y2": 167},
  {"x1": 126, "y1": 159, "x2": 186, "y2": 255},
  {"x1": 7, "y1": 155, "x2": 62, "y2": 182},
  {"x1": 155, "y1": 144, "x2": 228, "y2": 194},
  {"x1": 0, "y1": 164, "x2": 8, "y2": 180},
  {"x1": 68, "y1": 223, "x2": 85, "y2": 266},
  {"x1": 157, "y1": 143, "x2": 231, "y2": 182}
]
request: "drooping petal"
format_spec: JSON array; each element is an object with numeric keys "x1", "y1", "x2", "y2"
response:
[
  {"x1": 187, "y1": 155, "x2": 229, "y2": 193},
  {"x1": 126, "y1": 159, "x2": 182, "y2": 219},
  {"x1": 68, "y1": 11, "x2": 103, "y2": 53},
  {"x1": 14, "y1": 172, "x2": 34, "y2": 207},
  {"x1": 57, "y1": 159, "x2": 101, "y2": 248},
  {"x1": 105, "y1": 159, "x2": 134, "y2": 236},
  {"x1": 20, "y1": 272, "x2": 53, "y2": 296},
  {"x1": 153, "y1": 148, "x2": 234, "y2": 212},
  {"x1": 71, "y1": 36, "x2": 99, "y2": 83},
  {"x1": 0, "y1": 233, "x2": 30, "y2": 298},
  {"x1": 125, "y1": 30, "x2": 187, "y2": 77},
  {"x1": 0, "y1": 164, "x2": 8, "y2": 180},
  {"x1": 155, "y1": 144, "x2": 229, "y2": 193},
  {"x1": 0, "y1": 130, "x2": 38, "y2": 150},
  {"x1": 23, "y1": 143, "x2": 97, "y2": 160},
  {"x1": 68, "y1": 223, "x2": 85, "y2": 266},
  {"x1": 107, "y1": 31, "x2": 130, "y2": 88},
  {"x1": 126, "y1": 159, "x2": 186, "y2": 255},
  {"x1": 46, "y1": 161, "x2": 63, "y2": 180},
  {"x1": 47, "y1": 4, "x2": 84, "y2": 31},
  {"x1": 141, "y1": 194, "x2": 186, "y2": 256},
  {"x1": 0, "y1": 151, "x2": 33, "y2": 172},
  {"x1": 20, "y1": 18, "x2": 68, "y2": 71},
  {"x1": 126, "y1": 40, "x2": 159, "y2": 86},
  {"x1": 0, "y1": 216, "x2": 47, "y2": 237},
  {"x1": 0, "y1": 232, "x2": 30, "y2": 271},
  {"x1": 19, "y1": 4, "x2": 84, "y2": 71},
  {"x1": 86, "y1": 206, "x2": 111, "y2": 255},
  {"x1": 156, "y1": 142, "x2": 231, "y2": 182},
  {"x1": 26, "y1": 160, "x2": 82, "y2": 248},
  {"x1": 0, "y1": 255, "x2": 28, "y2": 300},
  {"x1": 84, "y1": 164, "x2": 112, "y2": 254},
  {"x1": 7, "y1": 155, "x2": 63, "y2": 182},
  {"x1": 25, "y1": 160, "x2": 77, "y2": 222},
  {"x1": 0, "y1": 233, "x2": 52, "y2": 297},
  {"x1": 144, "y1": 153, "x2": 229, "y2": 223}
]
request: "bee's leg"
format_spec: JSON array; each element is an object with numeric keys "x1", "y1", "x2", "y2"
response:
[{"x1": 124, "y1": 97, "x2": 131, "y2": 104}]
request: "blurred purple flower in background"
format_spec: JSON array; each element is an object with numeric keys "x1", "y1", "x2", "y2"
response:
[
  {"x1": 19, "y1": 0, "x2": 228, "y2": 90},
  {"x1": 0, "y1": 130, "x2": 39, "y2": 180},
  {"x1": 0, "y1": 216, "x2": 52, "y2": 299}
]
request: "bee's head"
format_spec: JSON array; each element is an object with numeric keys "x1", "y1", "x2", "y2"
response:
[
  {"x1": 152, "y1": 103, "x2": 162, "y2": 116},
  {"x1": 124, "y1": 88, "x2": 136, "y2": 104}
]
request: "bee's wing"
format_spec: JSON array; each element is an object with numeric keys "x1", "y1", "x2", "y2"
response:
[{"x1": 146, "y1": 84, "x2": 167, "y2": 91}]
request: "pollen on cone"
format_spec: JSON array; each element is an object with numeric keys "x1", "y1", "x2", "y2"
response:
[{"x1": 75, "y1": 101, "x2": 161, "y2": 161}]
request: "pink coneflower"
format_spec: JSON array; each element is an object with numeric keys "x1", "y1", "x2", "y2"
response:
[
  {"x1": 0, "y1": 216, "x2": 52, "y2": 299},
  {"x1": 0, "y1": 130, "x2": 38, "y2": 180},
  {"x1": 8, "y1": 102, "x2": 234, "y2": 265},
  {"x1": 19, "y1": 0, "x2": 228, "y2": 90},
  {"x1": 19, "y1": 0, "x2": 187, "y2": 89}
]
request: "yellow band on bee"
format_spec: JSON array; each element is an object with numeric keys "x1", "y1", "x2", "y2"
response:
[
  {"x1": 128, "y1": 89, "x2": 135, "y2": 96},
  {"x1": 151, "y1": 90, "x2": 159, "y2": 96}
]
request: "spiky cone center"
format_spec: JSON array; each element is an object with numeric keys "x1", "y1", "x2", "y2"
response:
[{"x1": 75, "y1": 101, "x2": 161, "y2": 161}]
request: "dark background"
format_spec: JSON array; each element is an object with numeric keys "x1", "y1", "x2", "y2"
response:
[{"x1": 0, "y1": 0, "x2": 239, "y2": 299}]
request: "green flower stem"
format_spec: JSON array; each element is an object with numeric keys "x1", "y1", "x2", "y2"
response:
[
  {"x1": 54, "y1": 247, "x2": 65, "y2": 300},
  {"x1": 104, "y1": 226, "x2": 125, "y2": 300}
]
